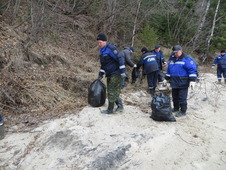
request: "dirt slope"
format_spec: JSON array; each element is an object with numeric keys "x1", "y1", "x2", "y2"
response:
[
  {"x1": 0, "y1": 21, "x2": 100, "y2": 129},
  {"x1": 0, "y1": 73, "x2": 226, "y2": 170}
]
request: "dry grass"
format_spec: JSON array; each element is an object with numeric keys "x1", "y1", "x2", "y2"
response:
[{"x1": 0, "y1": 20, "x2": 100, "y2": 130}]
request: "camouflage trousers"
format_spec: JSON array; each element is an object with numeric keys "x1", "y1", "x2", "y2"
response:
[{"x1": 107, "y1": 75, "x2": 122, "y2": 102}]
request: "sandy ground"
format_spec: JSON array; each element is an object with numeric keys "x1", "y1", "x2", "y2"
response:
[{"x1": 0, "y1": 73, "x2": 226, "y2": 170}]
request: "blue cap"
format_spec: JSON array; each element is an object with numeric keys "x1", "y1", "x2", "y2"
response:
[
  {"x1": 130, "y1": 47, "x2": 135, "y2": 52},
  {"x1": 155, "y1": 45, "x2": 160, "y2": 49},
  {"x1": 172, "y1": 45, "x2": 182, "y2": 53}
]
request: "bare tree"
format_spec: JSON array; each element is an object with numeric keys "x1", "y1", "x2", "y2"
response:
[
  {"x1": 103, "y1": 0, "x2": 117, "y2": 33},
  {"x1": 192, "y1": 0, "x2": 210, "y2": 50},
  {"x1": 1, "y1": 0, "x2": 21, "y2": 24},
  {"x1": 207, "y1": 0, "x2": 221, "y2": 50},
  {"x1": 131, "y1": 0, "x2": 141, "y2": 47},
  {"x1": 30, "y1": 0, "x2": 46, "y2": 37},
  {"x1": 12, "y1": 0, "x2": 21, "y2": 23}
]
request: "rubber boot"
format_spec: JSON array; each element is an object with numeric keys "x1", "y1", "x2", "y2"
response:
[
  {"x1": 175, "y1": 104, "x2": 187, "y2": 117},
  {"x1": 115, "y1": 98, "x2": 124, "y2": 112},
  {"x1": 172, "y1": 102, "x2": 179, "y2": 112},
  {"x1": 101, "y1": 102, "x2": 114, "y2": 114},
  {"x1": 218, "y1": 79, "x2": 221, "y2": 84}
]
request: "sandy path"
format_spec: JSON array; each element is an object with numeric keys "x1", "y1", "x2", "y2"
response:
[{"x1": 0, "y1": 73, "x2": 226, "y2": 170}]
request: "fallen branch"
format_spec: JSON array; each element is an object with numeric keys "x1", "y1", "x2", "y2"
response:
[{"x1": 175, "y1": 132, "x2": 199, "y2": 146}]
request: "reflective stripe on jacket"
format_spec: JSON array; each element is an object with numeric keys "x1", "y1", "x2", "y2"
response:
[
  {"x1": 150, "y1": 50, "x2": 165, "y2": 70},
  {"x1": 213, "y1": 54, "x2": 226, "y2": 69},
  {"x1": 99, "y1": 43, "x2": 125, "y2": 77},
  {"x1": 165, "y1": 53, "x2": 197, "y2": 88},
  {"x1": 137, "y1": 52, "x2": 159, "y2": 74}
]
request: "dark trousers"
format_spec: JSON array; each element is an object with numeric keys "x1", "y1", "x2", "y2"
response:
[
  {"x1": 172, "y1": 88, "x2": 188, "y2": 105},
  {"x1": 217, "y1": 66, "x2": 223, "y2": 79},
  {"x1": 157, "y1": 70, "x2": 163, "y2": 82},
  {"x1": 223, "y1": 68, "x2": 226, "y2": 78},
  {"x1": 147, "y1": 71, "x2": 158, "y2": 88}
]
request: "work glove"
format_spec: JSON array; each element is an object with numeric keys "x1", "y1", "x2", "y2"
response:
[
  {"x1": 121, "y1": 73, "x2": 127, "y2": 79},
  {"x1": 162, "y1": 79, "x2": 168, "y2": 86},
  {"x1": 189, "y1": 81, "x2": 196, "y2": 90},
  {"x1": 133, "y1": 64, "x2": 137, "y2": 68}
]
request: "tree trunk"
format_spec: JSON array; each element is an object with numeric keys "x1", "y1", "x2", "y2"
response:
[
  {"x1": 131, "y1": 0, "x2": 141, "y2": 47},
  {"x1": 207, "y1": 0, "x2": 221, "y2": 51},
  {"x1": 106, "y1": 0, "x2": 117, "y2": 33},
  {"x1": 192, "y1": 0, "x2": 210, "y2": 50},
  {"x1": 11, "y1": 0, "x2": 21, "y2": 24}
]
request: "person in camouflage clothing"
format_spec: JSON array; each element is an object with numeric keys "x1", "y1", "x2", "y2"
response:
[{"x1": 97, "y1": 33, "x2": 126, "y2": 114}]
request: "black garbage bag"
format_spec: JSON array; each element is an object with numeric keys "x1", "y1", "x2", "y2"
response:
[
  {"x1": 150, "y1": 93, "x2": 176, "y2": 122},
  {"x1": 88, "y1": 79, "x2": 106, "y2": 107},
  {"x1": 131, "y1": 67, "x2": 139, "y2": 84}
]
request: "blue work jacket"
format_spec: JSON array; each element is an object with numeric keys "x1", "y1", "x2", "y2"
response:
[
  {"x1": 137, "y1": 52, "x2": 159, "y2": 74},
  {"x1": 213, "y1": 54, "x2": 226, "y2": 69},
  {"x1": 150, "y1": 50, "x2": 165, "y2": 70},
  {"x1": 165, "y1": 53, "x2": 197, "y2": 88},
  {"x1": 99, "y1": 43, "x2": 125, "y2": 78}
]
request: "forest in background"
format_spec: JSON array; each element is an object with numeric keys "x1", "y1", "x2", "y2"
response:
[
  {"x1": 0, "y1": 0, "x2": 225, "y2": 121},
  {"x1": 1, "y1": 0, "x2": 226, "y2": 58}
]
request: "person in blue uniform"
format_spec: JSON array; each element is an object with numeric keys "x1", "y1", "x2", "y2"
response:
[
  {"x1": 212, "y1": 50, "x2": 226, "y2": 84},
  {"x1": 139, "y1": 47, "x2": 149, "y2": 84},
  {"x1": 165, "y1": 45, "x2": 197, "y2": 117},
  {"x1": 97, "y1": 33, "x2": 126, "y2": 114},
  {"x1": 150, "y1": 45, "x2": 166, "y2": 86},
  {"x1": 137, "y1": 49, "x2": 159, "y2": 96}
]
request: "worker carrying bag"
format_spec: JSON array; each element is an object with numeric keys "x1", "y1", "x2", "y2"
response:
[
  {"x1": 150, "y1": 93, "x2": 176, "y2": 122},
  {"x1": 88, "y1": 79, "x2": 106, "y2": 107}
]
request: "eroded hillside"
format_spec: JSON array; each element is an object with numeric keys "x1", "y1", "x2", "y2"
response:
[{"x1": 0, "y1": 19, "x2": 100, "y2": 130}]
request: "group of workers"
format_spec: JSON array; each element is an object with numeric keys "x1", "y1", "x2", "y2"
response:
[{"x1": 96, "y1": 33, "x2": 225, "y2": 118}]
